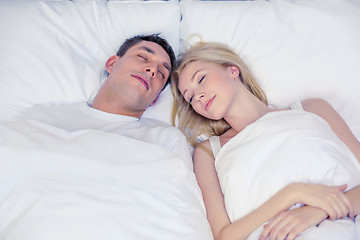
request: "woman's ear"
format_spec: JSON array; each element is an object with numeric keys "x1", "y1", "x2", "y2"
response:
[
  {"x1": 105, "y1": 55, "x2": 120, "y2": 74},
  {"x1": 228, "y1": 65, "x2": 240, "y2": 79}
]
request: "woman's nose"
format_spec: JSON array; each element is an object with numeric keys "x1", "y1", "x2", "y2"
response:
[{"x1": 195, "y1": 92, "x2": 205, "y2": 103}]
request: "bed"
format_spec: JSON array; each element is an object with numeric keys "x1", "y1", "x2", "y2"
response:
[{"x1": 0, "y1": 0, "x2": 359, "y2": 239}]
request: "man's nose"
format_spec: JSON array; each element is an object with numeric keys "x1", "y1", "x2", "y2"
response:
[
  {"x1": 145, "y1": 68, "x2": 155, "y2": 77},
  {"x1": 145, "y1": 62, "x2": 157, "y2": 78}
]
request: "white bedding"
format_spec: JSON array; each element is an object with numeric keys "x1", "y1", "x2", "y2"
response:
[
  {"x1": 215, "y1": 110, "x2": 360, "y2": 239},
  {"x1": 0, "y1": 119, "x2": 212, "y2": 239},
  {"x1": 1, "y1": 0, "x2": 360, "y2": 239}
]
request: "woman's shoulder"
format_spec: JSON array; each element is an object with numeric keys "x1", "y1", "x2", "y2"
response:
[
  {"x1": 301, "y1": 98, "x2": 337, "y2": 120},
  {"x1": 283, "y1": 98, "x2": 331, "y2": 112},
  {"x1": 197, "y1": 138, "x2": 211, "y2": 149},
  {"x1": 194, "y1": 139, "x2": 213, "y2": 159},
  {"x1": 195, "y1": 129, "x2": 239, "y2": 159},
  {"x1": 301, "y1": 98, "x2": 332, "y2": 112},
  {"x1": 219, "y1": 128, "x2": 238, "y2": 145}
]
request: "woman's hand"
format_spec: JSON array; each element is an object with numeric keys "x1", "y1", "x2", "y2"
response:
[
  {"x1": 259, "y1": 206, "x2": 327, "y2": 240},
  {"x1": 288, "y1": 183, "x2": 354, "y2": 220}
]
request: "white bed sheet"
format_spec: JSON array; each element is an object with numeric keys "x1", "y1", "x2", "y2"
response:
[
  {"x1": 1, "y1": 0, "x2": 360, "y2": 239},
  {"x1": 215, "y1": 110, "x2": 360, "y2": 239},
  {"x1": 0, "y1": 119, "x2": 213, "y2": 240}
]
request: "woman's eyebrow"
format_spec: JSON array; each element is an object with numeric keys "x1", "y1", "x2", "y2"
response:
[
  {"x1": 182, "y1": 69, "x2": 202, "y2": 97},
  {"x1": 191, "y1": 69, "x2": 202, "y2": 83}
]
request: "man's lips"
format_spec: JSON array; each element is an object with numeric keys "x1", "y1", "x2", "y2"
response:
[
  {"x1": 132, "y1": 74, "x2": 149, "y2": 90},
  {"x1": 205, "y1": 96, "x2": 215, "y2": 111}
]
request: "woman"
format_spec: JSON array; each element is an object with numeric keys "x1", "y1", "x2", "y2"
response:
[{"x1": 171, "y1": 42, "x2": 360, "y2": 240}]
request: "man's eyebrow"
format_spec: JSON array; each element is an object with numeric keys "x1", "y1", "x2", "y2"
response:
[
  {"x1": 139, "y1": 46, "x2": 171, "y2": 73},
  {"x1": 140, "y1": 46, "x2": 155, "y2": 54}
]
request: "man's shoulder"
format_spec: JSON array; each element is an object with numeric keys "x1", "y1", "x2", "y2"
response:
[
  {"x1": 140, "y1": 117, "x2": 173, "y2": 128},
  {"x1": 18, "y1": 102, "x2": 86, "y2": 120},
  {"x1": 139, "y1": 117, "x2": 185, "y2": 136}
]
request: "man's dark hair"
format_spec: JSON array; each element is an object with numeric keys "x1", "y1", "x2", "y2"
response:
[{"x1": 116, "y1": 34, "x2": 176, "y2": 85}]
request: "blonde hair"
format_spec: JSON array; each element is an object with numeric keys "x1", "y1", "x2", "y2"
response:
[{"x1": 171, "y1": 42, "x2": 267, "y2": 147}]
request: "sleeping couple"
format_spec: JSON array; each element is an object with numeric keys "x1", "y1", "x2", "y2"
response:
[{"x1": 49, "y1": 34, "x2": 358, "y2": 240}]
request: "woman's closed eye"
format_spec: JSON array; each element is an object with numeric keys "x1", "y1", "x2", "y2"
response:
[
  {"x1": 189, "y1": 75, "x2": 205, "y2": 103},
  {"x1": 199, "y1": 75, "x2": 205, "y2": 83}
]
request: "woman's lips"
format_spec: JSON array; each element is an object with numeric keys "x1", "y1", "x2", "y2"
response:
[{"x1": 205, "y1": 96, "x2": 215, "y2": 111}]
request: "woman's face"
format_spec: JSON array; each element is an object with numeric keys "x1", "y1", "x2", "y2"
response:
[{"x1": 178, "y1": 60, "x2": 240, "y2": 120}]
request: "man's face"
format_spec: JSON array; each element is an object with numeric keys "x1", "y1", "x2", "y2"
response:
[{"x1": 105, "y1": 40, "x2": 171, "y2": 115}]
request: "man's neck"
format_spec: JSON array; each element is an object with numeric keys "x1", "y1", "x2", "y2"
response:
[{"x1": 90, "y1": 97, "x2": 143, "y2": 119}]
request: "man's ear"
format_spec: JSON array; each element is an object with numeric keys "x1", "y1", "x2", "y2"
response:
[
  {"x1": 105, "y1": 55, "x2": 120, "y2": 74},
  {"x1": 228, "y1": 65, "x2": 240, "y2": 79}
]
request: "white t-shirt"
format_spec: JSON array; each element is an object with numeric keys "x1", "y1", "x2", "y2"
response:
[{"x1": 18, "y1": 102, "x2": 191, "y2": 163}]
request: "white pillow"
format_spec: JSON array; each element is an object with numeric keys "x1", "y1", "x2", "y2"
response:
[
  {"x1": 0, "y1": 0, "x2": 180, "y2": 124},
  {"x1": 180, "y1": 0, "x2": 360, "y2": 138}
]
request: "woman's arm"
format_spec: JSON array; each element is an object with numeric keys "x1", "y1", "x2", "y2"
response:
[
  {"x1": 302, "y1": 98, "x2": 360, "y2": 163},
  {"x1": 303, "y1": 98, "x2": 360, "y2": 215},
  {"x1": 259, "y1": 205, "x2": 328, "y2": 240},
  {"x1": 256, "y1": 98, "x2": 360, "y2": 240},
  {"x1": 193, "y1": 140, "x2": 293, "y2": 240},
  {"x1": 193, "y1": 140, "x2": 352, "y2": 240},
  {"x1": 259, "y1": 185, "x2": 359, "y2": 240}
]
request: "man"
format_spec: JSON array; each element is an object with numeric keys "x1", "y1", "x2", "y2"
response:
[
  {"x1": 1, "y1": 35, "x2": 212, "y2": 239},
  {"x1": 90, "y1": 34, "x2": 175, "y2": 118},
  {"x1": 17, "y1": 34, "x2": 188, "y2": 156}
]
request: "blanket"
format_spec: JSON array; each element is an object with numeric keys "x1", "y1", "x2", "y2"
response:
[
  {"x1": 0, "y1": 120, "x2": 212, "y2": 240},
  {"x1": 214, "y1": 110, "x2": 360, "y2": 239}
]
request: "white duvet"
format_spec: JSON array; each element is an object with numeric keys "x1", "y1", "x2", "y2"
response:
[
  {"x1": 215, "y1": 110, "x2": 360, "y2": 239},
  {"x1": 0, "y1": 119, "x2": 213, "y2": 240}
]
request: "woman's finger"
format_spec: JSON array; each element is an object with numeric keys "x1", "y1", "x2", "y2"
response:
[
  {"x1": 259, "y1": 212, "x2": 286, "y2": 240},
  {"x1": 338, "y1": 191, "x2": 354, "y2": 219},
  {"x1": 321, "y1": 186, "x2": 352, "y2": 220},
  {"x1": 285, "y1": 222, "x2": 309, "y2": 240}
]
